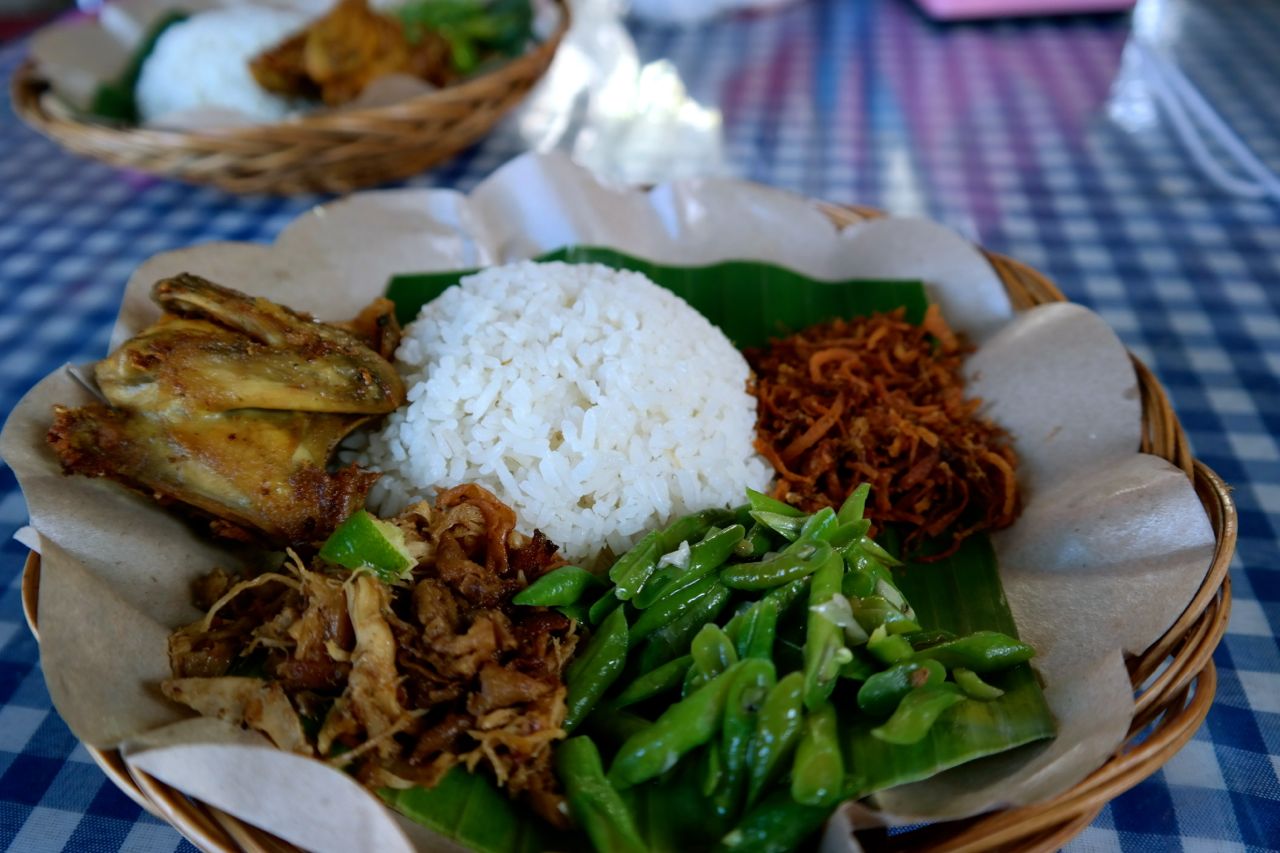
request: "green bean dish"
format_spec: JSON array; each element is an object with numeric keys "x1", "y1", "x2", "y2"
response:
[{"x1": 509, "y1": 486, "x2": 1054, "y2": 853}]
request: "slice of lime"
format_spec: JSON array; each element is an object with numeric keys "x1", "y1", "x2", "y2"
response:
[{"x1": 319, "y1": 510, "x2": 415, "y2": 583}]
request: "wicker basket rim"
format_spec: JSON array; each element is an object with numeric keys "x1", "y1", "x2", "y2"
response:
[
  {"x1": 13, "y1": 0, "x2": 570, "y2": 143},
  {"x1": 15, "y1": 204, "x2": 1238, "y2": 852}
]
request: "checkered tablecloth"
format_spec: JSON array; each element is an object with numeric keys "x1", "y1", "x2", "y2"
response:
[{"x1": 1, "y1": 0, "x2": 1278, "y2": 849}]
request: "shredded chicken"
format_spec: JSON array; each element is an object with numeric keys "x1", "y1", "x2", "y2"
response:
[
  {"x1": 747, "y1": 306, "x2": 1021, "y2": 559},
  {"x1": 163, "y1": 486, "x2": 576, "y2": 826}
]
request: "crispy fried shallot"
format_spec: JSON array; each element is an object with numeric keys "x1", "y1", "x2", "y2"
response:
[
  {"x1": 164, "y1": 486, "x2": 576, "y2": 825},
  {"x1": 747, "y1": 306, "x2": 1020, "y2": 559}
]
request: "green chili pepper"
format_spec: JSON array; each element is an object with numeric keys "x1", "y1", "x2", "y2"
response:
[
  {"x1": 871, "y1": 683, "x2": 965, "y2": 745},
  {"x1": 803, "y1": 551, "x2": 848, "y2": 710},
  {"x1": 910, "y1": 631, "x2": 1035, "y2": 673},
  {"x1": 857, "y1": 659, "x2": 947, "y2": 717},
  {"x1": 635, "y1": 525, "x2": 746, "y2": 609},
  {"x1": 609, "y1": 660, "x2": 745, "y2": 788},
  {"x1": 746, "y1": 488, "x2": 804, "y2": 518},
  {"x1": 798, "y1": 507, "x2": 837, "y2": 541},
  {"x1": 790, "y1": 702, "x2": 843, "y2": 806},
  {"x1": 637, "y1": 582, "x2": 733, "y2": 670},
  {"x1": 556, "y1": 737, "x2": 647, "y2": 853},
  {"x1": 721, "y1": 541, "x2": 834, "y2": 591},
  {"x1": 713, "y1": 658, "x2": 776, "y2": 818},
  {"x1": 631, "y1": 574, "x2": 722, "y2": 643},
  {"x1": 608, "y1": 531, "x2": 661, "y2": 602},
  {"x1": 749, "y1": 510, "x2": 806, "y2": 541},
  {"x1": 953, "y1": 667, "x2": 1006, "y2": 700},
  {"x1": 717, "y1": 789, "x2": 832, "y2": 853},
  {"x1": 836, "y1": 483, "x2": 870, "y2": 525},
  {"x1": 734, "y1": 597, "x2": 780, "y2": 660},
  {"x1": 564, "y1": 607, "x2": 629, "y2": 733},
  {"x1": 513, "y1": 565, "x2": 604, "y2": 607},
  {"x1": 744, "y1": 671, "x2": 804, "y2": 808},
  {"x1": 734, "y1": 522, "x2": 775, "y2": 559},
  {"x1": 866, "y1": 625, "x2": 915, "y2": 666},
  {"x1": 609, "y1": 655, "x2": 693, "y2": 709}
]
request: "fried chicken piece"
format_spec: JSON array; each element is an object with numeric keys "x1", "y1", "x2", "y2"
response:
[
  {"x1": 47, "y1": 274, "x2": 404, "y2": 545},
  {"x1": 251, "y1": 0, "x2": 436, "y2": 106}
]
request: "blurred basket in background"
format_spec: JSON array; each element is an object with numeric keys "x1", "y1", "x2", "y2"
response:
[{"x1": 10, "y1": 0, "x2": 569, "y2": 195}]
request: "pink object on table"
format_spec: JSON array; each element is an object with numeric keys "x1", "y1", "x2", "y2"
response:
[{"x1": 914, "y1": 0, "x2": 1135, "y2": 20}]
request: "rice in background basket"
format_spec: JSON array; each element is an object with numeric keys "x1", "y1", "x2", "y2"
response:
[
  {"x1": 135, "y1": 7, "x2": 308, "y2": 125},
  {"x1": 358, "y1": 261, "x2": 771, "y2": 562}
]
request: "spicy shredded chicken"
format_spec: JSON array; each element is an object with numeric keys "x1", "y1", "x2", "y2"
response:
[
  {"x1": 164, "y1": 485, "x2": 578, "y2": 826},
  {"x1": 747, "y1": 306, "x2": 1020, "y2": 559}
]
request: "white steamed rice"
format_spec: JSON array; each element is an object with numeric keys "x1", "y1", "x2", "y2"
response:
[
  {"x1": 358, "y1": 261, "x2": 771, "y2": 562},
  {"x1": 135, "y1": 7, "x2": 308, "y2": 125}
]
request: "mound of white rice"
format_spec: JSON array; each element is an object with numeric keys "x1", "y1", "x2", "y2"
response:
[
  {"x1": 359, "y1": 261, "x2": 771, "y2": 562},
  {"x1": 135, "y1": 7, "x2": 307, "y2": 125}
]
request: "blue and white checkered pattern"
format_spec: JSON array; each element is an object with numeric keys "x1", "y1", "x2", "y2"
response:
[{"x1": 1, "y1": 0, "x2": 1278, "y2": 849}]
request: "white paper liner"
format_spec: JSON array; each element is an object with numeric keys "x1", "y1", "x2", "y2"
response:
[{"x1": 0, "y1": 152, "x2": 1216, "y2": 847}]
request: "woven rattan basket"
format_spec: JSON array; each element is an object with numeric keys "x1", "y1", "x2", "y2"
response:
[
  {"x1": 18, "y1": 204, "x2": 1236, "y2": 852},
  {"x1": 10, "y1": 3, "x2": 569, "y2": 195}
]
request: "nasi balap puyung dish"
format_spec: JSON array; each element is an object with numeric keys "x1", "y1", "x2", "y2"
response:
[
  {"x1": 95, "y1": 0, "x2": 538, "y2": 125},
  {"x1": 46, "y1": 259, "x2": 1053, "y2": 852}
]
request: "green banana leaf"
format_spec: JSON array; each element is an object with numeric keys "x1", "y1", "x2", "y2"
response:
[
  {"x1": 89, "y1": 10, "x2": 189, "y2": 124},
  {"x1": 379, "y1": 250, "x2": 1054, "y2": 849},
  {"x1": 384, "y1": 246, "x2": 928, "y2": 347},
  {"x1": 843, "y1": 534, "x2": 1055, "y2": 798},
  {"x1": 381, "y1": 767, "x2": 583, "y2": 852}
]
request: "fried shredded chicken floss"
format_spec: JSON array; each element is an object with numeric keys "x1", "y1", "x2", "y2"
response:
[
  {"x1": 748, "y1": 306, "x2": 1021, "y2": 560},
  {"x1": 164, "y1": 486, "x2": 579, "y2": 827}
]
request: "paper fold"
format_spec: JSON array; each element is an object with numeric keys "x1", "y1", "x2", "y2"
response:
[{"x1": 0, "y1": 152, "x2": 1216, "y2": 846}]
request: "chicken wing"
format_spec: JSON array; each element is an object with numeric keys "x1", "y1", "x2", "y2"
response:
[{"x1": 47, "y1": 274, "x2": 405, "y2": 545}]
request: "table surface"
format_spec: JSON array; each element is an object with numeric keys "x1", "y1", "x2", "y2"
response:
[{"x1": 2, "y1": 0, "x2": 1279, "y2": 850}]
